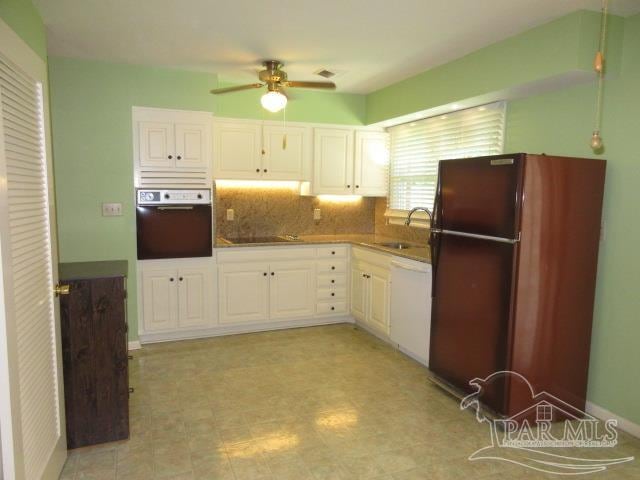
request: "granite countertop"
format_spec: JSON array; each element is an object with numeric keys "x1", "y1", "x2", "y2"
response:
[
  {"x1": 215, "y1": 234, "x2": 430, "y2": 263},
  {"x1": 59, "y1": 260, "x2": 128, "y2": 281}
]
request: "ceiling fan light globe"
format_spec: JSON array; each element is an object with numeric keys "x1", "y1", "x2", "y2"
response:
[{"x1": 261, "y1": 91, "x2": 287, "y2": 112}]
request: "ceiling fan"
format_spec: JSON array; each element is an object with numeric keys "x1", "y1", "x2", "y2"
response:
[{"x1": 210, "y1": 60, "x2": 336, "y2": 112}]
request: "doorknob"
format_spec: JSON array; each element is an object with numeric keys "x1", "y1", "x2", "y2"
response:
[{"x1": 54, "y1": 284, "x2": 70, "y2": 296}]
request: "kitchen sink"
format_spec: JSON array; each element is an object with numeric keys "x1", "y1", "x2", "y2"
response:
[{"x1": 375, "y1": 242, "x2": 415, "y2": 250}]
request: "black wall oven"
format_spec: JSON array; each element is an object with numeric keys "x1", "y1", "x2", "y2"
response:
[{"x1": 136, "y1": 189, "x2": 212, "y2": 260}]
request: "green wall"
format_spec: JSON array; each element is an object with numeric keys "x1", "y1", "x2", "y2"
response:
[
  {"x1": 48, "y1": 57, "x2": 366, "y2": 343},
  {"x1": 365, "y1": 11, "x2": 640, "y2": 424},
  {"x1": 0, "y1": 0, "x2": 46, "y2": 59}
]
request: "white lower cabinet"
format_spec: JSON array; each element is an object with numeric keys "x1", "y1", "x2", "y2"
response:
[
  {"x1": 218, "y1": 262, "x2": 270, "y2": 324},
  {"x1": 269, "y1": 261, "x2": 316, "y2": 319},
  {"x1": 140, "y1": 258, "x2": 215, "y2": 334},
  {"x1": 350, "y1": 248, "x2": 391, "y2": 335}
]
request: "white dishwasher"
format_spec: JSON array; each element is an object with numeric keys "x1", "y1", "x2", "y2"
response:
[{"x1": 390, "y1": 257, "x2": 432, "y2": 366}]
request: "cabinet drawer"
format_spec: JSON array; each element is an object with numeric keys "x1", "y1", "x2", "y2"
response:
[
  {"x1": 316, "y1": 245, "x2": 348, "y2": 259},
  {"x1": 316, "y1": 301, "x2": 348, "y2": 315},
  {"x1": 317, "y1": 260, "x2": 347, "y2": 274},
  {"x1": 317, "y1": 274, "x2": 347, "y2": 288},
  {"x1": 317, "y1": 288, "x2": 347, "y2": 301}
]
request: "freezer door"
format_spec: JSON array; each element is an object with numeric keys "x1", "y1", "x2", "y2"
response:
[
  {"x1": 429, "y1": 233, "x2": 516, "y2": 414},
  {"x1": 436, "y1": 154, "x2": 523, "y2": 239}
]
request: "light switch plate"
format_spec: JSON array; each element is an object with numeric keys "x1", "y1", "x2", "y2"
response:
[
  {"x1": 102, "y1": 203, "x2": 122, "y2": 216},
  {"x1": 313, "y1": 208, "x2": 321, "y2": 220},
  {"x1": 226, "y1": 209, "x2": 235, "y2": 221}
]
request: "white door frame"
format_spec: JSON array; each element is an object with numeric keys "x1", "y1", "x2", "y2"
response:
[{"x1": 0, "y1": 18, "x2": 67, "y2": 479}]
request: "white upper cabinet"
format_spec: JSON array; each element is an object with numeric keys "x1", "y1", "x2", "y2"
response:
[
  {"x1": 175, "y1": 123, "x2": 209, "y2": 169},
  {"x1": 213, "y1": 119, "x2": 310, "y2": 181},
  {"x1": 312, "y1": 128, "x2": 388, "y2": 196},
  {"x1": 313, "y1": 128, "x2": 354, "y2": 194},
  {"x1": 262, "y1": 125, "x2": 311, "y2": 180},
  {"x1": 133, "y1": 107, "x2": 213, "y2": 188},
  {"x1": 213, "y1": 119, "x2": 262, "y2": 179},
  {"x1": 354, "y1": 131, "x2": 389, "y2": 196},
  {"x1": 139, "y1": 121, "x2": 175, "y2": 168}
]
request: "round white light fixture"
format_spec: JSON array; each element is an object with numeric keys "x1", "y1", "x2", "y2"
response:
[{"x1": 261, "y1": 91, "x2": 287, "y2": 112}]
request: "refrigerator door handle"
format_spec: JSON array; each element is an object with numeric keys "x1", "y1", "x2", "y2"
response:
[{"x1": 431, "y1": 228, "x2": 521, "y2": 244}]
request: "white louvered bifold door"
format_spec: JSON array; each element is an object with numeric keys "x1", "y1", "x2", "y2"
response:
[{"x1": 0, "y1": 54, "x2": 64, "y2": 479}]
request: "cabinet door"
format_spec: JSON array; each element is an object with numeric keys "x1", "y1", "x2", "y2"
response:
[
  {"x1": 175, "y1": 123, "x2": 209, "y2": 169},
  {"x1": 142, "y1": 268, "x2": 178, "y2": 331},
  {"x1": 218, "y1": 263, "x2": 269, "y2": 324},
  {"x1": 368, "y1": 266, "x2": 391, "y2": 335},
  {"x1": 354, "y1": 131, "x2": 389, "y2": 196},
  {"x1": 139, "y1": 121, "x2": 175, "y2": 168},
  {"x1": 262, "y1": 125, "x2": 310, "y2": 180},
  {"x1": 178, "y1": 267, "x2": 210, "y2": 328},
  {"x1": 213, "y1": 120, "x2": 262, "y2": 179},
  {"x1": 313, "y1": 128, "x2": 354, "y2": 194},
  {"x1": 350, "y1": 263, "x2": 368, "y2": 322},
  {"x1": 269, "y1": 261, "x2": 316, "y2": 320}
]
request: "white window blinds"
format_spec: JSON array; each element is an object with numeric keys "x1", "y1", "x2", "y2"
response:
[{"x1": 387, "y1": 101, "x2": 506, "y2": 212}]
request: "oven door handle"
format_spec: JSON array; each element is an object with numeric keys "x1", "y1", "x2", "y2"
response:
[{"x1": 157, "y1": 206, "x2": 195, "y2": 210}]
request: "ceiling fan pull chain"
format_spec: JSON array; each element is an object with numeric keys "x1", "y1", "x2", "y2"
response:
[{"x1": 282, "y1": 107, "x2": 287, "y2": 150}]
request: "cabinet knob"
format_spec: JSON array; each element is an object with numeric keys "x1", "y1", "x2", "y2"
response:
[
  {"x1": 331, "y1": 279, "x2": 335, "y2": 284},
  {"x1": 170, "y1": 277, "x2": 174, "y2": 282},
  {"x1": 362, "y1": 274, "x2": 366, "y2": 278},
  {"x1": 263, "y1": 169, "x2": 268, "y2": 173},
  {"x1": 271, "y1": 272, "x2": 275, "y2": 276},
  {"x1": 168, "y1": 155, "x2": 173, "y2": 159},
  {"x1": 356, "y1": 185, "x2": 360, "y2": 188},
  {"x1": 256, "y1": 168, "x2": 260, "y2": 173},
  {"x1": 331, "y1": 266, "x2": 335, "y2": 270},
  {"x1": 331, "y1": 251, "x2": 335, "y2": 255},
  {"x1": 177, "y1": 155, "x2": 182, "y2": 160},
  {"x1": 179, "y1": 277, "x2": 183, "y2": 281},
  {"x1": 263, "y1": 272, "x2": 267, "y2": 276},
  {"x1": 346, "y1": 184, "x2": 351, "y2": 188},
  {"x1": 331, "y1": 292, "x2": 335, "y2": 297},
  {"x1": 331, "y1": 306, "x2": 335, "y2": 311}
]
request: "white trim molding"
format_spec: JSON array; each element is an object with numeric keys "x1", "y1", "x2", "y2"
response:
[{"x1": 585, "y1": 401, "x2": 640, "y2": 439}]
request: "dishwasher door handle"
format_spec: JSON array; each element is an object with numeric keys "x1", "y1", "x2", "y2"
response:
[{"x1": 390, "y1": 260, "x2": 430, "y2": 273}]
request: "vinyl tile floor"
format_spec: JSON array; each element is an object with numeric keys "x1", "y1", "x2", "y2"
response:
[{"x1": 60, "y1": 324, "x2": 640, "y2": 479}]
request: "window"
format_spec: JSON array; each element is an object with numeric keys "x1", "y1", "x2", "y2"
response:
[
  {"x1": 537, "y1": 404, "x2": 554, "y2": 422},
  {"x1": 386, "y1": 101, "x2": 506, "y2": 223}
]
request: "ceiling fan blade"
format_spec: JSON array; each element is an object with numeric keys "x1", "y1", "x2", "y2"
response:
[
  {"x1": 210, "y1": 83, "x2": 263, "y2": 94},
  {"x1": 284, "y1": 80, "x2": 336, "y2": 90}
]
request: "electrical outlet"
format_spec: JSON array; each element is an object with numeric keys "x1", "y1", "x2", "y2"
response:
[
  {"x1": 313, "y1": 208, "x2": 321, "y2": 220},
  {"x1": 226, "y1": 209, "x2": 235, "y2": 221},
  {"x1": 102, "y1": 203, "x2": 122, "y2": 216}
]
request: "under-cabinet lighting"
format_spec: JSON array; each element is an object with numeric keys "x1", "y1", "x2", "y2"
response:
[
  {"x1": 215, "y1": 180, "x2": 300, "y2": 191},
  {"x1": 316, "y1": 195, "x2": 362, "y2": 203}
]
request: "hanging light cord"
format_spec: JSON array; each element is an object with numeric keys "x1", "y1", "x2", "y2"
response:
[{"x1": 593, "y1": 0, "x2": 608, "y2": 141}]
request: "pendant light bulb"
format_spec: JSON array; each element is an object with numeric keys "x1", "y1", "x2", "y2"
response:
[
  {"x1": 590, "y1": 130, "x2": 603, "y2": 150},
  {"x1": 261, "y1": 91, "x2": 287, "y2": 113}
]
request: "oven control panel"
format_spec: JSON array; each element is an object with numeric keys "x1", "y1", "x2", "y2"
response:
[{"x1": 137, "y1": 189, "x2": 211, "y2": 205}]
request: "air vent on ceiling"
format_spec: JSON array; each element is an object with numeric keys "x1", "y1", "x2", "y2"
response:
[{"x1": 315, "y1": 69, "x2": 336, "y2": 79}]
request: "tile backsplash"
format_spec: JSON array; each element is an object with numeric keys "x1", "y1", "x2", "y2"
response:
[
  {"x1": 214, "y1": 184, "x2": 428, "y2": 244},
  {"x1": 215, "y1": 185, "x2": 376, "y2": 238}
]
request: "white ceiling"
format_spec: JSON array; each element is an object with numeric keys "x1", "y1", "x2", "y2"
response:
[{"x1": 34, "y1": 0, "x2": 640, "y2": 94}]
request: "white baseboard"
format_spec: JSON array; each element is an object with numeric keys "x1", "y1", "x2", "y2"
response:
[
  {"x1": 138, "y1": 315, "x2": 354, "y2": 344},
  {"x1": 585, "y1": 401, "x2": 640, "y2": 439},
  {"x1": 128, "y1": 340, "x2": 142, "y2": 351}
]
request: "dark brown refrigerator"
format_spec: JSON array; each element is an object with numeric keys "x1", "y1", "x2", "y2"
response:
[{"x1": 428, "y1": 153, "x2": 606, "y2": 418}]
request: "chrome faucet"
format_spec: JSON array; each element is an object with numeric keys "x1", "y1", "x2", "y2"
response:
[{"x1": 405, "y1": 206, "x2": 433, "y2": 226}]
